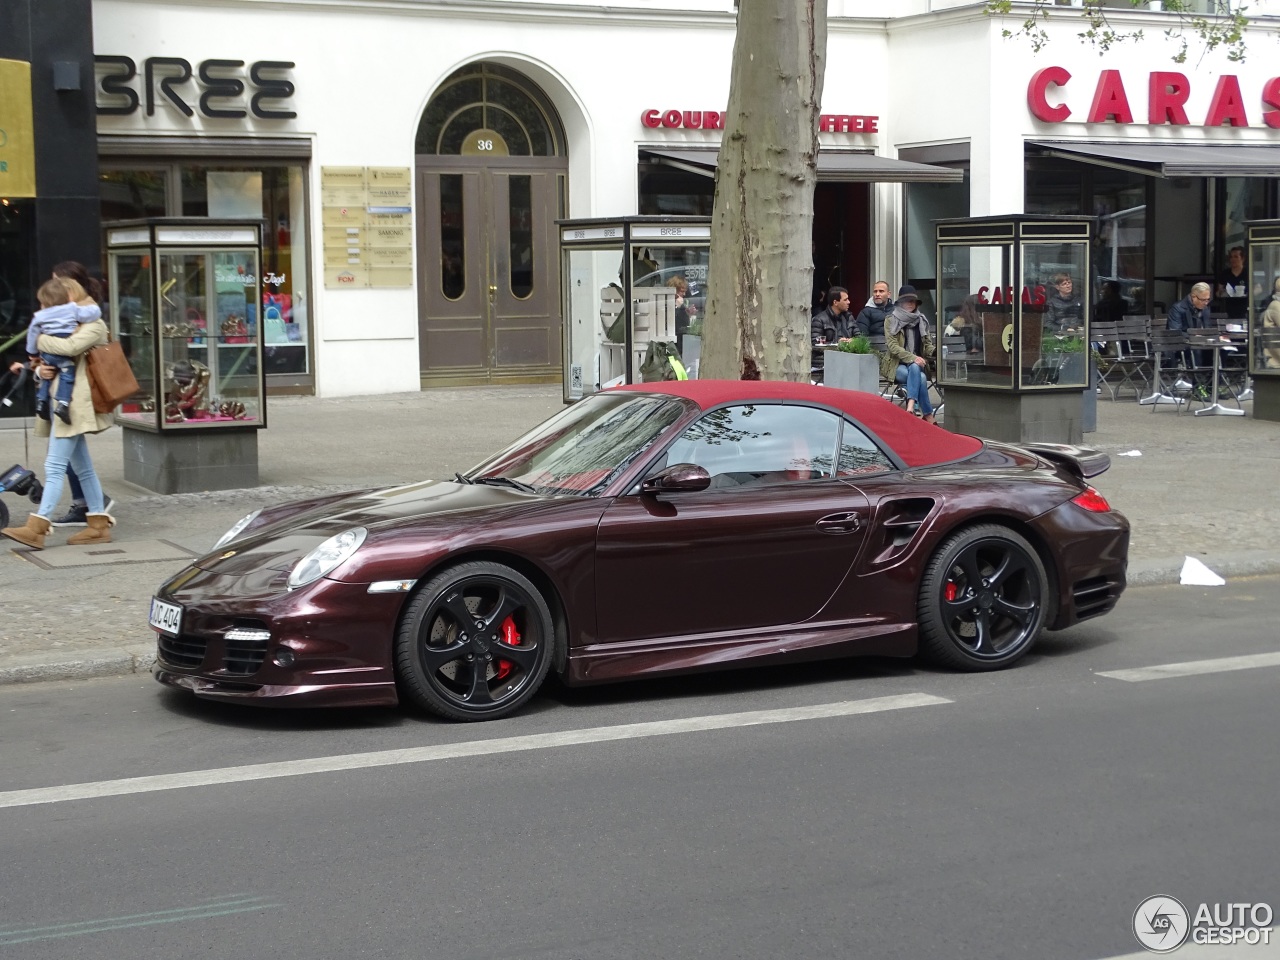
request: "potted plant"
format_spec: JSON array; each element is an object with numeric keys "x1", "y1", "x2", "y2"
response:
[{"x1": 825, "y1": 335, "x2": 880, "y2": 393}]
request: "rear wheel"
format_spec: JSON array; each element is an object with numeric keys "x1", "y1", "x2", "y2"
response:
[
  {"x1": 395, "y1": 561, "x2": 554, "y2": 721},
  {"x1": 917, "y1": 524, "x2": 1048, "y2": 671}
]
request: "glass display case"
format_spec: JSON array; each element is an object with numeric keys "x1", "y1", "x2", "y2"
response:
[
  {"x1": 558, "y1": 216, "x2": 710, "y2": 401},
  {"x1": 105, "y1": 218, "x2": 267, "y2": 432},
  {"x1": 936, "y1": 217, "x2": 1092, "y2": 392},
  {"x1": 1245, "y1": 220, "x2": 1280, "y2": 421},
  {"x1": 935, "y1": 216, "x2": 1093, "y2": 443}
]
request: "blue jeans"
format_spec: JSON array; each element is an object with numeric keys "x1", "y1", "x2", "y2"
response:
[
  {"x1": 38, "y1": 433, "x2": 105, "y2": 518},
  {"x1": 36, "y1": 352, "x2": 76, "y2": 405},
  {"x1": 895, "y1": 362, "x2": 933, "y2": 415}
]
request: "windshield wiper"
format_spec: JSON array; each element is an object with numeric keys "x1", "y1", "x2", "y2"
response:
[
  {"x1": 474, "y1": 476, "x2": 538, "y2": 494},
  {"x1": 454, "y1": 472, "x2": 473, "y2": 485}
]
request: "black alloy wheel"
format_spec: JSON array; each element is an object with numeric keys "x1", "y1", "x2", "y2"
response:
[
  {"x1": 395, "y1": 560, "x2": 554, "y2": 721},
  {"x1": 917, "y1": 524, "x2": 1049, "y2": 671}
]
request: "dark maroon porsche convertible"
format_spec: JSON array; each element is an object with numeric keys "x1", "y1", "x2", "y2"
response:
[{"x1": 150, "y1": 380, "x2": 1128, "y2": 721}]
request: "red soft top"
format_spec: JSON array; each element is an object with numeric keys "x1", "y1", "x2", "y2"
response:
[{"x1": 610, "y1": 379, "x2": 984, "y2": 469}]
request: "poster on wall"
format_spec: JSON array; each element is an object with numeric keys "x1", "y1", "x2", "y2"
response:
[
  {"x1": 321, "y1": 166, "x2": 413, "y2": 289},
  {"x1": 0, "y1": 59, "x2": 38, "y2": 198}
]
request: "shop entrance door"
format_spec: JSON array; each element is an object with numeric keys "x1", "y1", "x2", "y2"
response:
[{"x1": 416, "y1": 157, "x2": 565, "y2": 386}]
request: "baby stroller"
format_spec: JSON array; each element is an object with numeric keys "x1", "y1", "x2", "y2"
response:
[{"x1": 0, "y1": 365, "x2": 44, "y2": 531}]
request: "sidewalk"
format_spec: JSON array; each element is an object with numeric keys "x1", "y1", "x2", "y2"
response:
[{"x1": 2, "y1": 383, "x2": 1278, "y2": 686}]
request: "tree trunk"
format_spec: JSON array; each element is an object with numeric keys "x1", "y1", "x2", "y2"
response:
[{"x1": 701, "y1": 0, "x2": 826, "y2": 382}]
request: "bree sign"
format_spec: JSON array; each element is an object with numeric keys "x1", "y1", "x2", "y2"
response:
[
  {"x1": 95, "y1": 56, "x2": 296, "y2": 119},
  {"x1": 1029, "y1": 66, "x2": 1280, "y2": 128}
]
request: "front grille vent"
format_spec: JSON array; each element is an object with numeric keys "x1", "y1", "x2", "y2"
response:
[
  {"x1": 223, "y1": 632, "x2": 269, "y2": 675},
  {"x1": 157, "y1": 634, "x2": 206, "y2": 669}
]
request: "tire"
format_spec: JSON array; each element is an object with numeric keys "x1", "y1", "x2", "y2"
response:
[
  {"x1": 0, "y1": 498, "x2": 9, "y2": 531},
  {"x1": 917, "y1": 524, "x2": 1049, "y2": 671},
  {"x1": 395, "y1": 560, "x2": 554, "y2": 721}
]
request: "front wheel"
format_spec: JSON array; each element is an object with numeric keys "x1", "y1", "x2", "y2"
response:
[
  {"x1": 395, "y1": 561, "x2": 555, "y2": 721},
  {"x1": 917, "y1": 524, "x2": 1049, "y2": 671}
]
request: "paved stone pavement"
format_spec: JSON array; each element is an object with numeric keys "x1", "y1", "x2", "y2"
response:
[{"x1": 1, "y1": 384, "x2": 1277, "y2": 685}]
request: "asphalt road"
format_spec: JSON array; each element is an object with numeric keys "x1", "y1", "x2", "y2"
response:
[{"x1": 2, "y1": 578, "x2": 1278, "y2": 960}]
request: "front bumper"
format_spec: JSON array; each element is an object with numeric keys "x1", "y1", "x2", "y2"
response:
[{"x1": 150, "y1": 569, "x2": 405, "y2": 708}]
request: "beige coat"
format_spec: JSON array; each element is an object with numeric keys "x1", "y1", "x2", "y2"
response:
[{"x1": 34, "y1": 316, "x2": 114, "y2": 439}]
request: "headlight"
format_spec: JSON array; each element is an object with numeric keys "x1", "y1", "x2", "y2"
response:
[
  {"x1": 288, "y1": 527, "x2": 367, "y2": 590},
  {"x1": 213, "y1": 509, "x2": 262, "y2": 550}
]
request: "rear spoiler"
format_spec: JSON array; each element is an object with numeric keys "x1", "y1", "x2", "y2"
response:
[{"x1": 1020, "y1": 443, "x2": 1111, "y2": 480}]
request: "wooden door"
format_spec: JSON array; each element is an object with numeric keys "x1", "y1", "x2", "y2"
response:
[{"x1": 417, "y1": 157, "x2": 564, "y2": 385}]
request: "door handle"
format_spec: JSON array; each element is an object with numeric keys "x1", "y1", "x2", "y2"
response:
[
  {"x1": 488, "y1": 284, "x2": 497, "y2": 303},
  {"x1": 816, "y1": 512, "x2": 862, "y2": 534}
]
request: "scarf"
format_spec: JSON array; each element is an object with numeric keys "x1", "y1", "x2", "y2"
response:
[{"x1": 886, "y1": 304, "x2": 928, "y2": 339}]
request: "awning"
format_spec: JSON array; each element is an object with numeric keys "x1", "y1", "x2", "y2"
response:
[
  {"x1": 641, "y1": 147, "x2": 964, "y2": 183},
  {"x1": 1030, "y1": 140, "x2": 1280, "y2": 178}
]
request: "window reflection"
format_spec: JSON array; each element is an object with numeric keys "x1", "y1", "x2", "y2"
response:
[
  {"x1": 440, "y1": 174, "x2": 465, "y2": 301},
  {"x1": 508, "y1": 175, "x2": 533, "y2": 299}
]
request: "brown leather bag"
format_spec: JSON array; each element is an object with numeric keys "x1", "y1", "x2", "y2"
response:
[{"x1": 85, "y1": 337, "x2": 141, "y2": 414}]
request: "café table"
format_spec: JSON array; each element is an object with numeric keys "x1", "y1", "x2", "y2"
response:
[{"x1": 1187, "y1": 334, "x2": 1245, "y2": 417}]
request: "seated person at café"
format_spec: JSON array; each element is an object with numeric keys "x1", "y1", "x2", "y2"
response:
[
  {"x1": 1044, "y1": 273, "x2": 1083, "y2": 334},
  {"x1": 1166, "y1": 282, "x2": 1213, "y2": 401},
  {"x1": 1216, "y1": 245, "x2": 1249, "y2": 321}
]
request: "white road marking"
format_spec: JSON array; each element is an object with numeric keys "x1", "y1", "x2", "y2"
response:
[
  {"x1": 1097, "y1": 652, "x2": 1280, "y2": 683},
  {"x1": 0, "y1": 693, "x2": 950, "y2": 810},
  {"x1": 1096, "y1": 930, "x2": 1278, "y2": 958}
]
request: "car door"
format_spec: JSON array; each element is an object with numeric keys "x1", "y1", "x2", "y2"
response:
[{"x1": 594, "y1": 402, "x2": 872, "y2": 644}]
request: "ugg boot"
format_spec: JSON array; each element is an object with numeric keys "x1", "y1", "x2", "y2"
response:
[
  {"x1": 1, "y1": 513, "x2": 52, "y2": 550},
  {"x1": 66, "y1": 513, "x2": 113, "y2": 546}
]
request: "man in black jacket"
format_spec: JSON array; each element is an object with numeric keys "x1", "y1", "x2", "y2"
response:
[
  {"x1": 855, "y1": 280, "x2": 892, "y2": 336},
  {"x1": 810, "y1": 286, "x2": 852, "y2": 383}
]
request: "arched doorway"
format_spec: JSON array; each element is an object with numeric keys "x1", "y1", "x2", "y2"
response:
[{"x1": 416, "y1": 63, "x2": 568, "y2": 385}]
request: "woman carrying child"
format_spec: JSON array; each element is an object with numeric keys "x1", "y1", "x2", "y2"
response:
[{"x1": 1, "y1": 278, "x2": 115, "y2": 550}]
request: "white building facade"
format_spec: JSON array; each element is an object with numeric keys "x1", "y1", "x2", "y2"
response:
[{"x1": 90, "y1": 0, "x2": 1280, "y2": 396}]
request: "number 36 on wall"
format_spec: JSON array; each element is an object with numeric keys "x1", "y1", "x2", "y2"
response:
[{"x1": 461, "y1": 129, "x2": 510, "y2": 157}]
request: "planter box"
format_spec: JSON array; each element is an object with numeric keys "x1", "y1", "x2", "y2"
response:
[{"x1": 823, "y1": 349, "x2": 880, "y2": 393}]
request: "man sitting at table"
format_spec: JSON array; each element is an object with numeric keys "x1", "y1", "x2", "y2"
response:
[{"x1": 1165, "y1": 282, "x2": 1213, "y2": 401}]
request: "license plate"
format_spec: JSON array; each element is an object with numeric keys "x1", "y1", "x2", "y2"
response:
[{"x1": 149, "y1": 597, "x2": 182, "y2": 635}]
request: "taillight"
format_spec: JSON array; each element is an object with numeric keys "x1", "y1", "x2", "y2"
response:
[{"x1": 1071, "y1": 486, "x2": 1111, "y2": 513}]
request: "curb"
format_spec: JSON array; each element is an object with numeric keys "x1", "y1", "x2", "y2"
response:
[
  {"x1": 0, "y1": 647, "x2": 155, "y2": 686},
  {"x1": 2, "y1": 553, "x2": 1276, "y2": 691}
]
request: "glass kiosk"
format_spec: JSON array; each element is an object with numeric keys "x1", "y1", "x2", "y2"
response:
[
  {"x1": 1245, "y1": 221, "x2": 1280, "y2": 422},
  {"x1": 935, "y1": 216, "x2": 1093, "y2": 443},
  {"x1": 558, "y1": 216, "x2": 710, "y2": 402},
  {"x1": 105, "y1": 218, "x2": 267, "y2": 493}
]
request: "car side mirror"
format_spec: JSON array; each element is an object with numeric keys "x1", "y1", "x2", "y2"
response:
[{"x1": 641, "y1": 462, "x2": 711, "y2": 494}]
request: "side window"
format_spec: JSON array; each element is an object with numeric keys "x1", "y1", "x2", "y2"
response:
[
  {"x1": 664, "y1": 404, "x2": 841, "y2": 487},
  {"x1": 837, "y1": 419, "x2": 894, "y2": 476}
]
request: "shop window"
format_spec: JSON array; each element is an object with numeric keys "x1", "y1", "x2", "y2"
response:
[
  {"x1": 1, "y1": 199, "x2": 36, "y2": 417},
  {"x1": 638, "y1": 166, "x2": 714, "y2": 216},
  {"x1": 98, "y1": 162, "x2": 310, "y2": 380},
  {"x1": 99, "y1": 169, "x2": 168, "y2": 221}
]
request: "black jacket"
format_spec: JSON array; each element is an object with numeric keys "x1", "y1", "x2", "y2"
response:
[
  {"x1": 855, "y1": 302, "x2": 888, "y2": 337},
  {"x1": 810, "y1": 307, "x2": 853, "y2": 371}
]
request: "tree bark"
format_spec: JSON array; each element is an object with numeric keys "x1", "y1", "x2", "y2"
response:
[{"x1": 701, "y1": 0, "x2": 826, "y2": 382}]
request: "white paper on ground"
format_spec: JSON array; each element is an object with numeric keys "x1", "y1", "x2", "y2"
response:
[
  {"x1": 1180, "y1": 556, "x2": 1226, "y2": 586},
  {"x1": 1117, "y1": 450, "x2": 1142, "y2": 457}
]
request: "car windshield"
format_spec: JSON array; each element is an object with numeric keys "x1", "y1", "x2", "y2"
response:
[{"x1": 467, "y1": 393, "x2": 687, "y2": 496}]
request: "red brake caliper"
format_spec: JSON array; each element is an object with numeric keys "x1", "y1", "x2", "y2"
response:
[
  {"x1": 944, "y1": 581, "x2": 959, "y2": 602},
  {"x1": 494, "y1": 615, "x2": 521, "y2": 681}
]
